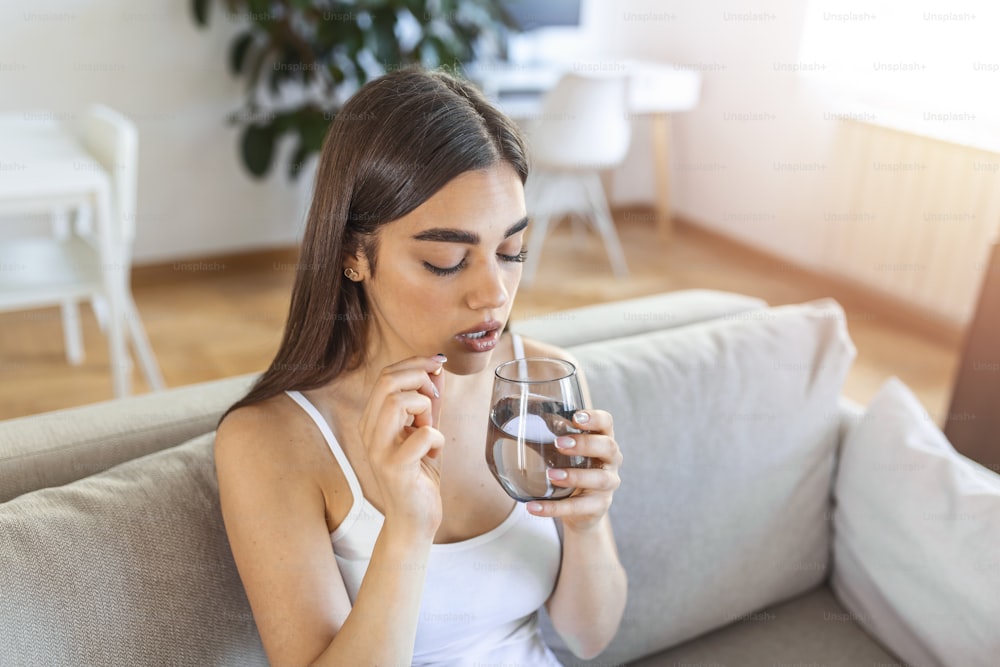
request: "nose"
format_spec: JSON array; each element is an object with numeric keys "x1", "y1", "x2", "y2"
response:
[{"x1": 465, "y1": 257, "x2": 510, "y2": 312}]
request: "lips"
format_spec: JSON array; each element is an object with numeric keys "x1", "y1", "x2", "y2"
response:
[{"x1": 454, "y1": 320, "x2": 503, "y2": 352}]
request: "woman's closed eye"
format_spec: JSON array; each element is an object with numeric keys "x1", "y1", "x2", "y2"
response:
[
  {"x1": 499, "y1": 248, "x2": 528, "y2": 264},
  {"x1": 423, "y1": 248, "x2": 527, "y2": 276},
  {"x1": 423, "y1": 258, "x2": 467, "y2": 276}
]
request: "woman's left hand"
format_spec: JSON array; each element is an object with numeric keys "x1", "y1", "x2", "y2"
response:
[{"x1": 526, "y1": 409, "x2": 622, "y2": 532}]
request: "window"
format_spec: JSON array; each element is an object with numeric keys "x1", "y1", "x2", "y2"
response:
[{"x1": 798, "y1": 0, "x2": 1000, "y2": 151}]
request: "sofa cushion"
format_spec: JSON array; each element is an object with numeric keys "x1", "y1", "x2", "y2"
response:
[
  {"x1": 0, "y1": 432, "x2": 267, "y2": 667},
  {"x1": 0, "y1": 373, "x2": 257, "y2": 503},
  {"x1": 832, "y1": 378, "x2": 1000, "y2": 667},
  {"x1": 537, "y1": 298, "x2": 857, "y2": 665},
  {"x1": 511, "y1": 288, "x2": 767, "y2": 347},
  {"x1": 630, "y1": 586, "x2": 898, "y2": 666}
]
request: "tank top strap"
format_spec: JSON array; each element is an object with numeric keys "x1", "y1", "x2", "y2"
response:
[{"x1": 284, "y1": 389, "x2": 365, "y2": 503}]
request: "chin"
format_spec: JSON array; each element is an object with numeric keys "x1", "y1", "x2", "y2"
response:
[{"x1": 442, "y1": 350, "x2": 497, "y2": 377}]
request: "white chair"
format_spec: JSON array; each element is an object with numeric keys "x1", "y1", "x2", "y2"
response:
[
  {"x1": 0, "y1": 105, "x2": 164, "y2": 397},
  {"x1": 521, "y1": 72, "x2": 631, "y2": 285}
]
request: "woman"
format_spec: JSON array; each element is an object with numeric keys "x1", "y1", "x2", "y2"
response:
[{"x1": 215, "y1": 68, "x2": 626, "y2": 666}]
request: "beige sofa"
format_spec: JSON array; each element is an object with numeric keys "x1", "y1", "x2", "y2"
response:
[{"x1": 2, "y1": 290, "x2": 994, "y2": 666}]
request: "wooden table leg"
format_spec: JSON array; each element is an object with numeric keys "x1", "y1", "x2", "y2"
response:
[{"x1": 651, "y1": 112, "x2": 673, "y2": 242}]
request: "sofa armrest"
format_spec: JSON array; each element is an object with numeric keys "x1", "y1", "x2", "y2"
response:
[{"x1": 0, "y1": 373, "x2": 258, "y2": 502}]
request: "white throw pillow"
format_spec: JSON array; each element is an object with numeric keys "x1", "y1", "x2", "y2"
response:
[{"x1": 832, "y1": 377, "x2": 1000, "y2": 667}]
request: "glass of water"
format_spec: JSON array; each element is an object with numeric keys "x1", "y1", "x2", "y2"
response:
[{"x1": 485, "y1": 357, "x2": 594, "y2": 502}]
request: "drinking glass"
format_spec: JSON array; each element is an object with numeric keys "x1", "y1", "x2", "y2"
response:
[{"x1": 485, "y1": 357, "x2": 593, "y2": 501}]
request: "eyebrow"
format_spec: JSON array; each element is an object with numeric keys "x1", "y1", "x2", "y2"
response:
[{"x1": 412, "y1": 216, "x2": 529, "y2": 244}]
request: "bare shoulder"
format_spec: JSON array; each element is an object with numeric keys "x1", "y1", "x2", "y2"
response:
[
  {"x1": 216, "y1": 397, "x2": 286, "y2": 463},
  {"x1": 215, "y1": 394, "x2": 322, "y2": 486},
  {"x1": 215, "y1": 395, "x2": 353, "y2": 665}
]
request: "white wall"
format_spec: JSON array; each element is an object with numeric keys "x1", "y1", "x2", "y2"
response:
[
  {"x1": 2, "y1": 0, "x2": 993, "y2": 283},
  {"x1": 596, "y1": 0, "x2": 1000, "y2": 286},
  {"x1": 0, "y1": 0, "x2": 309, "y2": 264},
  {"x1": 592, "y1": 0, "x2": 838, "y2": 264},
  {"x1": 0, "y1": 0, "x2": 825, "y2": 266}
]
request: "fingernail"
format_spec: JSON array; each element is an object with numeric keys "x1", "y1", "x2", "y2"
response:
[
  {"x1": 555, "y1": 436, "x2": 575, "y2": 449},
  {"x1": 431, "y1": 354, "x2": 446, "y2": 376},
  {"x1": 574, "y1": 411, "x2": 590, "y2": 424},
  {"x1": 547, "y1": 469, "x2": 567, "y2": 480},
  {"x1": 527, "y1": 502, "x2": 543, "y2": 513},
  {"x1": 431, "y1": 383, "x2": 440, "y2": 398}
]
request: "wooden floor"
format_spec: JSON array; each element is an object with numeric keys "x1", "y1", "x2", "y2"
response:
[{"x1": 0, "y1": 209, "x2": 961, "y2": 424}]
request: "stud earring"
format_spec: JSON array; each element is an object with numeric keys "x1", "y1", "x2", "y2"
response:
[{"x1": 344, "y1": 267, "x2": 361, "y2": 281}]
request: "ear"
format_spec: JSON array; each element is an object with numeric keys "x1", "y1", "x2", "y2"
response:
[{"x1": 342, "y1": 250, "x2": 371, "y2": 281}]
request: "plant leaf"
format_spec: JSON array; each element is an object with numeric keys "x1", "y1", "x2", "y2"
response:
[
  {"x1": 192, "y1": 0, "x2": 210, "y2": 26},
  {"x1": 197, "y1": 0, "x2": 511, "y2": 179},
  {"x1": 240, "y1": 123, "x2": 276, "y2": 177},
  {"x1": 269, "y1": 65, "x2": 284, "y2": 95},
  {"x1": 288, "y1": 142, "x2": 309, "y2": 179},
  {"x1": 229, "y1": 32, "x2": 255, "y2": 75},
  {"x1": 369, "y1": 6, "x2": 401, "y2": 67},
  {"x1": 245, "y1": 0, "x2": 273, "y2": 28},
  {"x1": 328, "y1": 63, "x2": 346, "y2": 84},
  {"x1": 300, "y1": 108, "x2": 330, "y2": 153},
  {"x1": 344, "y1": 22, "x2": 365, "y2": 56},
  {"x1": 286, "y1": 107, "x2": 330, "y2": 179},
  {"x1": 350, "y1": 53, "x2": 369, "y2": 84},
  {"x1": 243, "y1": 43, "x2": 275, "y2": 98}
]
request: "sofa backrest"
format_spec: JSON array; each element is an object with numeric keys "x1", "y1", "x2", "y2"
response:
[
  {"x1": 510, "y1": 288, "x2": 767, "y2": 346},
  {"x1": 538, "y1": 298, "x2": 857, "y2": 665},
  {"x1": 0, "y1": 374, "x2": 257, "y2": 504},
  {"x1": 0, "y1": 289, "x2": 764, "y2": 504}
]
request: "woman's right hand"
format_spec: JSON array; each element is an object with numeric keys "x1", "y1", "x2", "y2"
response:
[{"x1": 357, "y1": 355, "x2": 447, "y2": 540}]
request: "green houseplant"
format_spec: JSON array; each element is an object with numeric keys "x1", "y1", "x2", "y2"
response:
[{"x1": 191, "y1": 0, "x2": 513, "y2": 178}]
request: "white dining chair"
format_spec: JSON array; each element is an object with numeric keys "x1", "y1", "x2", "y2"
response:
[
  {"x1": 0, "y1": 105, "x2": 164, "y2": 396},
  {"x1": 521, "y1": 71, "x2": 631, "y2": 285}
]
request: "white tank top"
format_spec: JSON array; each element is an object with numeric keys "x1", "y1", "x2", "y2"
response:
[{"x1": 284, "y1": 334, "x2": 564, "y2": 666}]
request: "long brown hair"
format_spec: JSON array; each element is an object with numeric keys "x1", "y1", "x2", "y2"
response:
[{"x1": 222, "y1": 68, "x2": 529, "y2": 421}]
